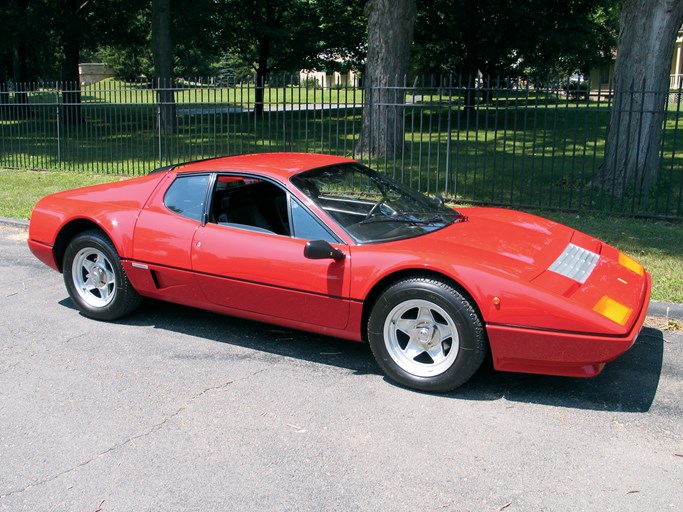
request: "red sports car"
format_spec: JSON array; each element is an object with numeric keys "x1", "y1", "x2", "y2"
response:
[{"x1": 28, "y1": 153, "x2": 651, "y2": 392}]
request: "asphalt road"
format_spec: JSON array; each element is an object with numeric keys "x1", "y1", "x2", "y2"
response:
[{"x1": 1, "y1": 225, "x2": 681, "y2": 512}]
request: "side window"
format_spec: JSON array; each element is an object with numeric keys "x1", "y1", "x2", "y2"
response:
[
  {"x1": 291, "y1": 200, "x2": 337, "y2": 243},
  {"x1": 210, "y1": 176, "x2": 290, "y2": 236},
  {"x1": 164, "y1": 174, "x2": 210, "y2": 221}
]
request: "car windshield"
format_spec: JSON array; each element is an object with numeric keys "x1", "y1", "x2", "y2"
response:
[{"x1": 291, "y1": 163, "x2": 464, "y2": 243}]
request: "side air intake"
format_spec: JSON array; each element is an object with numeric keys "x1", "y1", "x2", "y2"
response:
[{"x1": 548, "y1": 243, "x2": 599, "y2": 283}]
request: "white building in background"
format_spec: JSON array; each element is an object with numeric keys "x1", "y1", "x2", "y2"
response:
[
  {"x1": 78, "y1": 63, "x2": 115, "y2": 85},
  {"x1": 300, "y1": 62, "x2": 359, "y2": 88}
]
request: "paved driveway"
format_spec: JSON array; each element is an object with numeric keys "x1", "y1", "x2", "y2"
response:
[{"x1": 1, "y1": 225, "x2": 681, "y2": 511}]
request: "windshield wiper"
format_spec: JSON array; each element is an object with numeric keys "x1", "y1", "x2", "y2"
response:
[
  {"x1": 359, "y1": 213, "x2": 421, "y2": 225},
  {"x1": 426, "y1": 211, "x2": 466, "y2": 223},
  {"x1": 360, "y1": 212, "x2": 461, "y2": 226}
]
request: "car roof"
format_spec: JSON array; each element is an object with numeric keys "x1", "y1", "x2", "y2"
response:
[{"x1": 169, "y1": 153, "x2": 355, "y2": 179}]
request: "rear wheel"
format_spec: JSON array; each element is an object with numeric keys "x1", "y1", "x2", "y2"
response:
[
  {"x1": 367, "y1": 277, "x2": 486, "y2": 392},
  {"x1": 63, "y1": 230, "x2": 142, "y2": 321}
]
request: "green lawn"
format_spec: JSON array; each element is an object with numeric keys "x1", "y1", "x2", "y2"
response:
[{"x1": 2, "y1": 167, "x2": 680, "y2": 304}]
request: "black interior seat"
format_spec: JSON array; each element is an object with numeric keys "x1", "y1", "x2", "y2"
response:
[{"x1": 213, "y1": 180, "x2": 292, "y2": 236}]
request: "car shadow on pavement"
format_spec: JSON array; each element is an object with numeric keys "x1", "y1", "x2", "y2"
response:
[
  {"x1": 452, "y1": 327, "x2": 664, "y2": 412},
  {"x1": 61, "y1": 298, "x2": 665, "y2": 413}
]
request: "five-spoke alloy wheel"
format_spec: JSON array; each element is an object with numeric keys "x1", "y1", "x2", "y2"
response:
[
  {"x1": 63, "y1": 230, "x2": 142, "y2": 321},
  {"x1": 71, "y1": 247, "x2": 117, "y2": 309},
  {"x1": 368, "y1": 277, "x2": 486, "y2": 392}
]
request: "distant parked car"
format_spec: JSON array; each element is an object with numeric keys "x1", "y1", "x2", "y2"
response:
[
  {"x1": 28, "y1": 153, "x2": 650, "y2": 392},
  {"x1": 563, "y1": 80, "x2": 589, "y2": 100}
]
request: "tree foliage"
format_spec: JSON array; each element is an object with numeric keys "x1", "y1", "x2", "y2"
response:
[
  {"x1": 413, "y1": 0, "x2": 619, "y2": 79},
  {"x1": 0, "y1": 0, "x2": 60, "y2": 83},
  {"x1": 208, "y1": 0, "x2": 366, "y2": 114},
  {"x1": 215, "y1": 0, "x2": 318, "y2": 114},
  {"x1": 96, "y1": 4, "x2": 151, "y2": 80},
  {"x1": 47, "y1": 0, "x2": 364, "y2": 85},
  {"x1": 315, "y1": 0, "x2": 367, "y2": 70}
]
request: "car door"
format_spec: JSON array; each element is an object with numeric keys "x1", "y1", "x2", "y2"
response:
[
  {"x1": 130, "y1": 172, "x2": 211, "y2": 304},
  {"x1": 190, "y1": 175, "x2": 351, "y2": 330}
]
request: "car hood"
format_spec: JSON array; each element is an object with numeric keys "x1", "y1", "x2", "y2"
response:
[{"x1": 422, "y1": 207, "x2": 576, "y2": 281}]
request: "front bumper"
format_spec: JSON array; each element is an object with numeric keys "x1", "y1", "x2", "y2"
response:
[{"x1": 487, "y1": 271, "x2": 652, "y2": 378}]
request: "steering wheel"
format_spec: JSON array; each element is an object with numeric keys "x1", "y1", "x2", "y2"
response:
[{"x1": 364, "y1": 197, "x2": 387, "y2": 220}]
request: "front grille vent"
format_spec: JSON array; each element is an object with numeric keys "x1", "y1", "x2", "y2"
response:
[{"x1": 548, "y1": 243, "x2": 599, "y2": 283}]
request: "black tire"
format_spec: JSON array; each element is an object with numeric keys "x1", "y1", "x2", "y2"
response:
[
  {"x1": 367, "y1": 277, "x2": 486, "y2": 392},
  {"x1": 62, "y1": 230, "x2": 142, "y2": 321}
]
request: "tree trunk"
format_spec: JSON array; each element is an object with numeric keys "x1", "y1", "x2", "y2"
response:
[
  {"x1": 152, "y1": 0, "x2": 177, "y2": 135},
  {"x1": 11, "y1": 22, "x2": 28, "y2": 83},
  {"x1": 600, "y1": 0, "x2": 683, "y2": 204},
  {"x1": 254, "y1": 36, "x2": 271, "y2": 116},
  {"x1": 461, "y1": 1, "x2": 480, "y2": 116},
  {"x1": 0, "y1": 80, "x2": 8, "y2": 121},
  {"x1": 11, "y1": 0, "x2": 31, "y2": 118},
  {"x1": 61, "y1": 0, "x2": 83, "y2": 126},
  {"x1": 11, "y1": 49, "x2": 31, "y2": 119},
  {"x1": 355, "y1": 0, "x2": 416, "y2": 158}
]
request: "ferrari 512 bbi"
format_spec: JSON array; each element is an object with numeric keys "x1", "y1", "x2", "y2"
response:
[{"x1": 28, "y1": 153, "x2": 651, "y2": 392}]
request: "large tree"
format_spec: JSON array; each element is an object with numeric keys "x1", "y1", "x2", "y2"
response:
[
  {"x1": 355, "y1": 0, "x2": 417, "y2": 158},
  {"x1": 600, "y1": 0, "x2": 683, "y2": 203}
]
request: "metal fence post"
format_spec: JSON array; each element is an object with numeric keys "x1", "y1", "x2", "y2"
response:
[
  {"x1": 444, "y1": 76, "x2": 453, "y2": 196},
  {"x1": 157, "y1": 105, "x2": 162, "y2": 167},
  {"x1": 56, "y1": 82, "x2": 61, "y2": 165}
]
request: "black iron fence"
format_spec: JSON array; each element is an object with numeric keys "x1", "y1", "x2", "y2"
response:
[{"x1": 1, "y1": 77, "x2": 681, "y2": 219}]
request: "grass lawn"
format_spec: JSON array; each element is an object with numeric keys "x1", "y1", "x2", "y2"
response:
[
  {"x1": 0, "y1": 169, "x2": 122, "y2": 221},
  {"x1": 2, "y1": 167, "x2": 680, "y2": 304}
]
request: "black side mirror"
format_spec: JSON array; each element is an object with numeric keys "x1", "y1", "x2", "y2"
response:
[{"x1": 304, "y1": 240, "x2": 345, "y2": 261}]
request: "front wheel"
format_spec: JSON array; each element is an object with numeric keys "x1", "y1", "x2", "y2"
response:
[
  {"x1": 367, "y1": 277, "x2": 486, "y2": 392},
  {"x1": 63, "y1": 230, "x2": 142, "y2": 321}
]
